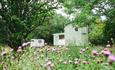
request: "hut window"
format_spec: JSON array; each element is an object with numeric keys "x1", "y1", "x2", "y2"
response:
[
  {"x1": 75, "y1": 27, "x2": 78, "y2": 31},
  {"x1": 82, "y1": 33, "x2": 86, "y2": 35},
  {"x1": 59, "y1": 35, "x2": 64, "y2": 39},
  {"x1": 38, "y1": 40, "x2": 42, "y2": 43}
]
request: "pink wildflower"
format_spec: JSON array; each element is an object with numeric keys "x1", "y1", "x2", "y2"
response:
[
  {"x1": 102, "y1": 50, "x2": 111, "y2": 57},
  {"x1": 74, "y1": 61, "x2": 79, "y2": 64},
  {"x1": 108, "y1": 55, "x2": 115, "y2": 62},
  {"x1": 47, "y1": 61, "x2": 52, "y2": 66},
  {"x1": 65, "y1": 48, "x2": 68, "y2": 51},
  {"x1": 17, "y1": 46, "x2": 22, "y2": 53},
  {"x1": 63, "y1": 61, "x2": 67, "y2": 64},
  {"x1": 1, "y1": 51, "x2": 6, "y2": 56},
  {"x1": 92, "y1": 50, "x2": 98, "y2": 56},
  {"x1": 80, "y1": 51, "x2": 83, "y2": 54}
]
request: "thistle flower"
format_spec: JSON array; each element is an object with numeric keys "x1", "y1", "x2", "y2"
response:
[
  {"x1": 98, "y1": 52, "x2": 103, "y2": 56},
  {"x1": 68, "y1": 60, "x2": 73, "y2": 64},
  {"x1": 108, "y1": 55, "x2": 115, "y2": 62},
  {"x1": 80, "y1": 48, "x2": 82, "y2": 51},
  {"x1": 92, "y1": 50, "x2": 98, "y2": 56},
  {"x1": 52, "y1": 48, "x2": 56, "y2": 52},
  {"x1": 1, "y1": 51, "x2": 6, "y2": 56},
  {"x1": 65, "y1": 48, "x2": 68, "y2": 51},
  {"x1": 102, "y1": 50, "x2": 111, "y2": 57},
  {"x1": 108, "y1": 55, "x2": 115, "y2": 65},
  {"x1": 97, "y1": 60, "x2": 103, "y2": 64},
  {"x1": 17, "y1": 46, "x2": 22, "y2": 53},
  {"x1": 1, "y1": 62, "x2": 5, "y2": 65},
  {"x1": 79, "y1": 51, "x2": 83, "y2": 54},
  {"x1": 104, "y1": 48, "x2": 110, "y2": 51},
  {"x1": 50, "y1": 63, "x2": 54, "y2": 68},
  {"x1": 74, "y1": 61, "x2": 79, "y2": 64},
  {"x1": 47, "y1": 61, "x2": 52, "y2": 66},
  {"x1": 63, "y1": 61, "x2": 67, "y2": 64},
  {"x1": 79, "y1": 48, "x2": 85, "y2": 54},
  {"x1": 44, "y1": 60, "x2": 53, "y2": 70}
]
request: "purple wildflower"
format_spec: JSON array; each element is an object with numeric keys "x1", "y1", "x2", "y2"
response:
[
  {"x1": 92, "y1": 50, "x2": 98, "y2": 56},
  {"x1": 102, "y1": 50, "x2": 111, "y2": 57},
  {"x1": 1, "y1": 51, "x2": 6, "y2": 56},
  {"x1": 74, "y1": 61, "x2": 79, "y2": 64},
  {"x1": 108, "y1": 55, "x2": 115, "y2": 62}
]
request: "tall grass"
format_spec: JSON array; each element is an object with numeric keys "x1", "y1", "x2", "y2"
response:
[{"x1": 0, "y1": 45, "x2": 115, "y2": 70}]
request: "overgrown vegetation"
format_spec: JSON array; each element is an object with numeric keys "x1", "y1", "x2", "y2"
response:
[
  {"x1": 0, "y1": 45, "x2": 115, "y2": 70},
  {"x1": 0, "y1": 0, "x2": 115, "y2": 69},
  {"x1": 89, "y1": 19, "x2": 106, "y2": 45}
]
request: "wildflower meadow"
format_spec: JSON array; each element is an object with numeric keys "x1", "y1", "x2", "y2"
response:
[
  {"x1": 0, "y1": 45, "x2": 115, "y2": 70},
  {"x1": 0, "y1": 0, "x2": 115, "y2": 70}
]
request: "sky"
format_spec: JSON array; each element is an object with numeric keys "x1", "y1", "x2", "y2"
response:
[
  {"x1": 55, "y1": 7, "x2": 107, "y2": 21},
  {"x1": 55, "y1": 7, "x2": 75, "y2": 21}
]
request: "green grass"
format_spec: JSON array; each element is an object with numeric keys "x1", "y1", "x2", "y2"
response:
[{"x1": 0, "y1": 45, "x2": 115, "y2": 70}]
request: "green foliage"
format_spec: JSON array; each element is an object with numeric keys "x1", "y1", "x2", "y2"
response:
[
  {"x1": 27, "y1": 14, "x2": 69, "y2": 44},
  {"x1": 0, "y1": 0, "x2": 58, "y2": 48},
  {"x1": 89, "y1": 19, "x2": 105, "y2": 45},
  {"x1": 104, "y1": 8, "x2": 115, "y2": 41},
  {"x1": 60, "y1": 0, "x2": 115, "y2": 45}
]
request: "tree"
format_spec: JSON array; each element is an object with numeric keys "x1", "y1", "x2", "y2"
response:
[
  {"x1": 21, "y1": 13, "x2": 69, "y2": 45},
  {"x1": 59, "y1": 0, "x2": 115, "y2": 44},
  {"x1": 89, "y1": 19, "x2": 105, "y2": 45},
  {"x1": 0, "y1": 0, "x2": 59, "y2": 49}
]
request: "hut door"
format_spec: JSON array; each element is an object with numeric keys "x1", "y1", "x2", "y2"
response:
[{"x1": 54, "y1": 35, "x2": 59, "y2": 45}]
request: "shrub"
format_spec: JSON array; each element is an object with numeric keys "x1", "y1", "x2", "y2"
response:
[{"x1": 89, "y1": 21, "x2": 106, "y2": 45}]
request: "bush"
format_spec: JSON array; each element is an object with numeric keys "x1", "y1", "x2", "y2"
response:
[{"x1": 89, "y1": 21, "x2": 106, "y2": 45}]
